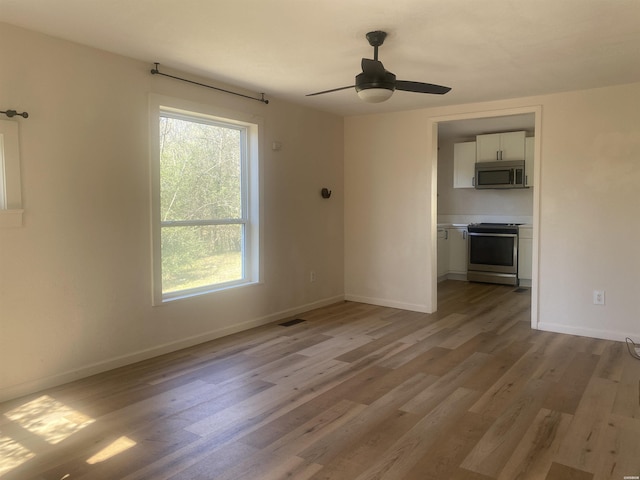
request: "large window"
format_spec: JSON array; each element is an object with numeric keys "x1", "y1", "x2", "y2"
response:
[{"x1": 151, "y1": 99, "x2": 260, "y2": 303}]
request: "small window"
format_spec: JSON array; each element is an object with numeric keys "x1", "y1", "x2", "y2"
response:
[
  {"x1": 0, "y1": 119, "x2": 23, "y2": 228},
  {"x1": 150, "y1": 98, "x2": 260, "y2": 303}
]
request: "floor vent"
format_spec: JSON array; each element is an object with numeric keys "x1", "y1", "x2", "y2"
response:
[
  {"x1": 514, "y1": 287, "x2": 529, "y2": 293},
  {"x1": 279, "y1": 318, "x2": 306, "y2": 327}
]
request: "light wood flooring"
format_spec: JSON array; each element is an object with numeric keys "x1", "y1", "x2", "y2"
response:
[{"x1": 1, "y1": 280, "x2": 639, "y2": 479}]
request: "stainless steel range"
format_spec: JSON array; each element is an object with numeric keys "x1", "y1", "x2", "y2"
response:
[{"x1": 467, "y1": 223, "x2": 519, "y2": 286}]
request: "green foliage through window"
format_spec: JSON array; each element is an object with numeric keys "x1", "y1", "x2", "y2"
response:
[{"x1": 159, "y1": 113, "x2": 246, "y2": 294}]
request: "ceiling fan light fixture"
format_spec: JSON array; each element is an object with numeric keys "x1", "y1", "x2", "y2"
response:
[{"x1": 357, "y1": 87, "x2": 394, "y2": 103}]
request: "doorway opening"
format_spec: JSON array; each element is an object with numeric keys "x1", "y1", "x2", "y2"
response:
[{"x1": 429, "y1": 106, "x2": 541, "y2": 330}]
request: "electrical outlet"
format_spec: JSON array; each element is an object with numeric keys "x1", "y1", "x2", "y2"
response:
[
  {"x1": 309, "y1": 271, "x2": 316, "y2": 283},
  {"x1": 593, "y1": 290, "x2": 605, "y2": 305}
]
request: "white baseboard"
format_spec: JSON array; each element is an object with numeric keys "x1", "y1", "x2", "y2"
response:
[
  {"x1": 344, "y1": 293, "x2": 430, "y2": 313},
  {"x1": 0, "y1": 294, "x2": 345, "y2": 403},
  {"x1": 536, "y1": 321, "x2": 640, "y2": 343}
]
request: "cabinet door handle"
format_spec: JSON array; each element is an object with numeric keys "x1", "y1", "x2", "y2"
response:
[
  {"x1": 463, "y1": 231, "x2": 467, "y2": 240},
  {"x1": 445, "y1": 230, "x2": 448, "y2": 240},
  {"x1": 472, "y1": 176, "x2": 475, "y2": 186}
]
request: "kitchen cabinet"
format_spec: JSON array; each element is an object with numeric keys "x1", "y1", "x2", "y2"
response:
[
  {"x1": 438, "y1": 225, "x2": 469, "y2": 281},
  {"x1": 518, "y1": 226, "x2": 533, "y2": 286},
  {"x1": 447, "y1": 226, "x2": 468, "y2": 276},
  {"x1": 525, "y1": 136, "x2": 534, "y2": 187},
  {"x1": 453, "y1": 142, "x2": 476, "y2": 188},
  {"x1": 476, "y1": 131, "x2": 526, "y2": 162},
  {"x1": 437, "y1": 228, "x2": 449, "y2": 280}
]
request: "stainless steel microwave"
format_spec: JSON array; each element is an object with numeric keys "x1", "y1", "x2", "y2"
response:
[{"x1": 475, "y1": 160, "x2": 526, "y2": 189}]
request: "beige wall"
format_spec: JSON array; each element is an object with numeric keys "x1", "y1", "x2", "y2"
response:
[
  {"x1": 345, "y1": 84, "x2": 640, "y2": 342},
  {"x1": 0, "y1": 24, "x2": 345, "y2": 401},
  {"x1": 535, "y1": 84, "x2": 640, "y2": 339},
  {"x1": 344, "y1": 110, "x2": 434, "y2": 312}
]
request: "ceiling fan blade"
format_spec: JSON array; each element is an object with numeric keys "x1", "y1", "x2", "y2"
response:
[
  {"x1": 395, "y1": 80, "x2": 451, "y2": 95},
  {"x1": 361, "y1": 58, "x2": 387, "y2": 76},
  {"x1": 306, "y1": 85, "x2": 355, "y2": 97}
]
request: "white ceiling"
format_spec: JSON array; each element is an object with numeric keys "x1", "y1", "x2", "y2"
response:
[{"x1": 1, "y1": 0, "x2": 640, "y2": 117}]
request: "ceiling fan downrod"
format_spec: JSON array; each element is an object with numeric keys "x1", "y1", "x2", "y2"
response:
[{"x1": 366, "y1": 30, "x2": 387, "y2": 61}]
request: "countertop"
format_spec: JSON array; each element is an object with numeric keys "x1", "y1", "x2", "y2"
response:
[
  {"x1": 438, "y1": 223, "x2": 533, "y2": 228},
  {"x1": 437, "y1": 223, "x2": 469, "y2": 228}
]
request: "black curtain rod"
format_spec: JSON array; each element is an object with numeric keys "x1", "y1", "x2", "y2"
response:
[
  {"x1": 1, "y1": 109, "x2": 29, "y2": 118},
  {"x1": 150, "y1": 63, "x2": 269, "y2": 105}
]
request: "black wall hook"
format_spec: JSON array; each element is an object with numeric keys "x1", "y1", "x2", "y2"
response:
[{"x1": 321, "y1": 188, "x2": 332, "y2": 199}]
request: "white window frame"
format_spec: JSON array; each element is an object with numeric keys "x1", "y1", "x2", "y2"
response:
[
  {"x1": 149, "y1": 95, "x2": 262, "y2": 304},
  {"x1": 0, "y1": 119, "x2": 24, "y2": 228}
]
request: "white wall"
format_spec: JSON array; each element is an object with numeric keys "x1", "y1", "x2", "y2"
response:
[
  {"x1": 345, "y1": 84, "x2": 640, "y2": 342},
  {"x1": 0, "y1": 23, "x2": 344, "y2": 401}
]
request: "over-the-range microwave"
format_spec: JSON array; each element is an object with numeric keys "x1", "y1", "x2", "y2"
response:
[{"x1": 475, "y1": 160, "x2": 527, "y2": 189}]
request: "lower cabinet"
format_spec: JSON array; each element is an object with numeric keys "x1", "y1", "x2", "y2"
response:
[
  {"x1": 518, "y1": 227, "x2": 533, "y2": 286},
  {"x1": 447, "y1": 227, "x2": 468, "y2": 277},
  {"x1": 437, "y1": 228, "x2": 449, "y2": 280},
  {"x1": 438, "y1": 226, "x2": 468, "y2": 281}
]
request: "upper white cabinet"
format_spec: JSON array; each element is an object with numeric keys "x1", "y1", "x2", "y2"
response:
[
  {"x1": 453, "y1": 141, "x2": 476, "y2": 189},
  {"x1": 525, "y1": 136, "x2": 534, "y2": 187},
  {"x1": 476, "y1": 131, "x2": 526, "y2": 162}
]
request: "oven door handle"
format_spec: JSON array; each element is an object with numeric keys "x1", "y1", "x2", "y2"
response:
[{"x1": 468, "y1": 232, "x2": 517, "y2": 238}]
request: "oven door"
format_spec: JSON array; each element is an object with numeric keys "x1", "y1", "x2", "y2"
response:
[{"x1": 467, "y1": 232, "x2": 518, "y2": 274}]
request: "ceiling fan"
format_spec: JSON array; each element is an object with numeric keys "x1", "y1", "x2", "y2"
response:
[{"x1": 307, "y1": 30, "x2": 452, "y2": 103}]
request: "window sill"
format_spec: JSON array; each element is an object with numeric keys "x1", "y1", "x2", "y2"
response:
[
  {"x1": 154, "y1": 279, "x2": 260, "y2": 306},
  {"x1": 0, "y1": 209, "x2": 24, "y2": 228}
]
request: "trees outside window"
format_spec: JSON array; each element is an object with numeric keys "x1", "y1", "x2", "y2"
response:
[{"x1": 151, "y1": 102, "x2": 259, "y2": 303}]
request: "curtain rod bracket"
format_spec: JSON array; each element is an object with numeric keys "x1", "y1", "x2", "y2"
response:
[
  {"x1": 1, "y1": 109, "x2": 29, "y2": 119},
  {"x1": 150, "y1": 63, "x2": 269, "y2": 105}
]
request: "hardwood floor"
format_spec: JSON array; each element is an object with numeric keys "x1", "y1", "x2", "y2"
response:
[{"x1": 2, "y1": 280, "x2": 639, "y2": 479}]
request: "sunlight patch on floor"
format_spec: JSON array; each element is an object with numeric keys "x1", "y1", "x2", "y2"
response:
[
  {"x1": 3, "y1": 395, "x2": 95, "y2": 445},
  {"x1": 86, "y1": 436, "x2": 137, "y2": 464},
  {"x1": 0, "y1": 436, "x2": 35, "y2": 476}
]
